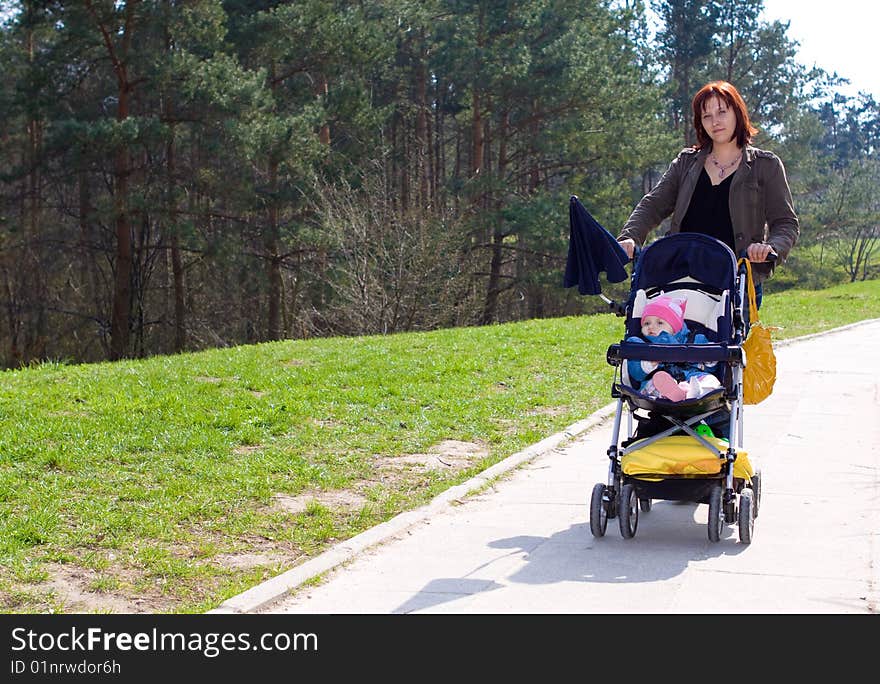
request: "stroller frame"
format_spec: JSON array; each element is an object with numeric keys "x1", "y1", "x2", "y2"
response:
[{"x1": 588, "y1": 233, "x2": 762, "y2": 544}]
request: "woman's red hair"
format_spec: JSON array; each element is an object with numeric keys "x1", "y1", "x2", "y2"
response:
[{"x1": 692, "y1": 81, "x2": 758, "y2": 149}]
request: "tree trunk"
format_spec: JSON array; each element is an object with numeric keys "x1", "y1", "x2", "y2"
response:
[
  {"x1": 266, "y1": 157, "x2": 282, "y2": 341},
  {"x1": 265, "y1": 61, "x2": 283, "y2": 342},
  {"x1": 77, "y1": 170, "x2": 106, "y2": 354},
  {"x1": 480, "y1": 109, "x2": 509, "y2": 325},
  {"x1": 23, "y1": 22, "x2": 47, "y2": 362},
  {"x1": 86, "y1": 0, "x2": 139, "y2": 360},
  {"x1": 109, "y1": 87, "x2": 132, "y2": 360},
  {"x1": 414, "y1": 34, "x2": 429, "y2": 210},
  {"x1": 471, "y1": 90, "x2": 483, "y2": 177},
  {"x1": 480, "y1": 232, "x2": 504, "y2": 325},
  {"x1": 167, "y1": 132, "x2": 186, "y2": 352},
  {"x1": 316, "y1": 73, "x2": 331, "y2": 146},
  {"x1": 397, "y1": 108, "x2": 409, "y2": 212},
  {"x1": 529, "y1": 100, "x2": 540, "y2": 192}
]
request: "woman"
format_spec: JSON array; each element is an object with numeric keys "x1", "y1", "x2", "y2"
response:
[{"x1": 617, "y1": 80, "x2": 799, "y2": 306}]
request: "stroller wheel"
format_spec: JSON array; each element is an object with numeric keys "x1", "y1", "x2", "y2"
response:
[
  {"x1": 589, "y1": 483, "x2": 608, "y2": 538},
  {"x1": 618, "y1": 483, "x2": 639, "y2": 539},
  {"x1": 738, "y1": 488, "x2": 755, "y2": 544},
  {"x1": 707, "y1": 484, "x2": 724, "y2": 543},
  {"x1": 724, "y1": 490, "x2": 737, "y2": 524},
  {"x1": 639, "y1": 497, "x2": 652, "y2": 513},
  {"x1": 750, "y1": 469, "x2": 762, "y2": 518}
]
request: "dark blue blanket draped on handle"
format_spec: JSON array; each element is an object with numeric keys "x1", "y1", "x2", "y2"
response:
[{"x1": 563, "y1": 195, "x2": 629, "y2": 295}]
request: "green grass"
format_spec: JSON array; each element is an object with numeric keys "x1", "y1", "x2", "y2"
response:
[
  {"x1": 1, "y1": 279, "x2": 878, "y2": 613},
  {"x1": 760, "y1": 278, "x2": 879, "y2": 339}
]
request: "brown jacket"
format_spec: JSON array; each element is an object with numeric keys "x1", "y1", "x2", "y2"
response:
[{"x1": 619, "y1": 145, "x2": 799, "y2": 283}]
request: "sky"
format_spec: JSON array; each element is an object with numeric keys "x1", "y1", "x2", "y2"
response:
[{"x1": 760, "y1": 0, "x2": 880, "y2": 101}]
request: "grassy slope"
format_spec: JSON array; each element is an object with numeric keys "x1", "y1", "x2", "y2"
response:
[{"x1": 1, "y1": 279, "x2": 877, "y2": 613}]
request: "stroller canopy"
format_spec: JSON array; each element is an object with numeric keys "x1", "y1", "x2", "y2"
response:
[
  {"x1": 634, "y1": 233, "x2": 738, "y2": 294},
  {"x1": 563, "y1": 195, "x2": 629, "y2": 296}
]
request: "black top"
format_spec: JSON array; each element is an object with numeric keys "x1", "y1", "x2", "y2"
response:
[{"x1": 680, "y1": 168, "x2": 736, "y2": 252}]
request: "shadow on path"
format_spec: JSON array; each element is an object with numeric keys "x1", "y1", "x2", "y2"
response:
[{"x1": 394, "y1": 501, "x2": 748, "y2": 613}]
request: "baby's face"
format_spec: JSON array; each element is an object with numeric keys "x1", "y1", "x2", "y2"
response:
[{"x1": 641, "y1": 314, "x2": 674, "y2": 337}]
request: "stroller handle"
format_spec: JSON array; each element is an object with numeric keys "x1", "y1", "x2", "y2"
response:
[
  {"x1": 739, "y1": 247, "x2": 777, "y2": 263},
  {"x1": 607, "y1": 341, "x2": 745, "y2": 367}
]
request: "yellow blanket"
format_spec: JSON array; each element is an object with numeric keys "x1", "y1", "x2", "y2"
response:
[{"x1": 621, "y1": 435, "x2": 754, "y2": 481}]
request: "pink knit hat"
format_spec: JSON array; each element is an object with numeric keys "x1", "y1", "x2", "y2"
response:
[{"x1": 642, "y1": 295, "x2": 686, "y2": 333}]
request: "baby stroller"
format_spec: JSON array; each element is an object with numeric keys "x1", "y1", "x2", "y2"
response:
[{"x1": 589, "y1": 231, "x2": 762, "y2": 544}]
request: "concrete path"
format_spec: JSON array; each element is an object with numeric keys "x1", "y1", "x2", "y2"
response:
[{"x1": 213, "y1": 320, "x2": 880, "y2": 614}]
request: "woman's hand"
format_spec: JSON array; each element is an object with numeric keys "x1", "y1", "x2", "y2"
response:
[
  {"x1": 618, "y1": 238, "x2": 636, "y2": 259},
  {"x1": 746, "y1": 242, "x2": 776, "y2": 262}
]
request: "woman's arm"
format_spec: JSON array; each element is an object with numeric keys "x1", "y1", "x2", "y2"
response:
[
  {"x1": 763, "y1": 155, "x2": 799, "y2": 261},
  {"x1": 618, "y1": 150, "x2": 690, "y2": 247}
]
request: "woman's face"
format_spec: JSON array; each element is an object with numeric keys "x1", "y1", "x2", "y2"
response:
[{"x1": 701, "y1": 96, "x2": 738, "y2": 145}]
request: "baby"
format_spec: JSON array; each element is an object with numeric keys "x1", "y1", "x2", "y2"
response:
[{"x1": 626, "y1": 294, "x2": 721, "y2": 401}]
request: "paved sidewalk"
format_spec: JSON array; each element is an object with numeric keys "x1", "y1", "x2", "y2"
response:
[{"x1": 212, "y1": 320, "x2": 880, "y2": 614}]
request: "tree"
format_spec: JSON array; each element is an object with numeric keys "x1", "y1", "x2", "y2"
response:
[
  {"x1": 2, "y1": 0, "x2": 876, "y2": 364},
  {"x1": 76, "y1": 0, "x2": 144, "y2": 359},
  {"x1": 809, "y1": 95, "x2": 880, "y2": 281},
  {"x1": 0, "y1": 1, "x2": 55, "y2": 365},
  {"x1": 223, "y1": 0, "x2": 390, "y2": 341},
  {"x1": 428, "y1": 0, "x2": 668, "y2": 323},
  {"x1": 651, "y1": 0, "x2": 717, "y2": 143}
]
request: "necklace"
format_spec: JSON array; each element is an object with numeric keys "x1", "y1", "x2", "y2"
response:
[{"x1": 710, "y1": 152, "x2": 740, "y2": 178}]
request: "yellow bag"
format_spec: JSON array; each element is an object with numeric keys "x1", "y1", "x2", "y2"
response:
[
  {"x1": 738, "y1": 258, "x2": 777, "y2": 405},
  {"x1": 621, "y1": 435, "x2": 754, "y2": 481}
]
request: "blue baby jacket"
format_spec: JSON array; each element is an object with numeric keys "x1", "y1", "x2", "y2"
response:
[{"x1": 626, "y1": 322, "x2": 718, "y2": 386}]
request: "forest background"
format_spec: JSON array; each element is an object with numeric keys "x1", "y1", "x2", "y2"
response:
[{"x1": 1, "y1": 0, "x2": 878, "y2": 367}]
